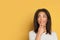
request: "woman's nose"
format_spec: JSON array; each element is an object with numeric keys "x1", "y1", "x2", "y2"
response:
[{"x1": 40, "y1": 17, "x2": 43, "y2": 21}]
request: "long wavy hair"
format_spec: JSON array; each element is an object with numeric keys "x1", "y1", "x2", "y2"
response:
[{"x1": 33, "y1": 8, "x2": 51, "y2": 34}]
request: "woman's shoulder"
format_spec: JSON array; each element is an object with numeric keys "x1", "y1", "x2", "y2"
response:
[
  {"x1": 29, "y1": 30, "x2": 35, "y2": 33},
  {"x1": 45, "y1": 31, "x2": 57, "y2": 36},
  {"x1": 50, "y1": 31, "x2": 57, "y2": 38},
  {"x1": 29, "y1": 30, "x2": 57, "y2": 36},
  {"x1": 50, "y1": 31, "x2": 58, "y2": 40},
  {"x1": 51, "y1": 31, "x2": 57, "y2": 35},
  {"x1": 29, "y1": 30, "x2": 36, "y2": 35},
  {"x1": 29, "y1": 30, "x2": 36, "y2": 40}
]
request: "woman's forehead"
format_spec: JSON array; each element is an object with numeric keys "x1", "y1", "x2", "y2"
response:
[{"x1": 38, "y1": 12, "x2": 46, "y2": 16}]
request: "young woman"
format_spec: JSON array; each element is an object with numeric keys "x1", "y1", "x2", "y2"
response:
[{"x1": 29, "y1": 8, "x2": 58, "y2": 40}]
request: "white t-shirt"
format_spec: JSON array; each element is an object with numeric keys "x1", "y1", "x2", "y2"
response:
[{"x1": 29, "y1": 30, "x2": 58, "y2": 40}]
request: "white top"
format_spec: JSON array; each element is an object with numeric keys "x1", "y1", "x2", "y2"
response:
[{"x1": 29, "y1": 30, "x2": 58, "y2": 40}]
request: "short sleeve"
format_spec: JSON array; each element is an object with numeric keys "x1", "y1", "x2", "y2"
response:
[{"x1": 29, "y1": 31, "x2": 36, "y2": 40}]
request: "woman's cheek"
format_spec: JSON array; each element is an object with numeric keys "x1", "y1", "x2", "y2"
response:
[
  {"x1": 43, "y1": 19, "x2": 47, "y2": 24},
  {"x1": 37, "y1": 18, "x2": 41, "y2": 24}
]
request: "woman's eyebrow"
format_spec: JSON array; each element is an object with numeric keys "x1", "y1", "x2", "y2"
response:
[{"x1": 38, "y1": 14, "x2": 40, "y2": 16}]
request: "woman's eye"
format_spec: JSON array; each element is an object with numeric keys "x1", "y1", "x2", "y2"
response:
[{"x1": 38, "y1": 15, "x2": 41, "y2": 18}]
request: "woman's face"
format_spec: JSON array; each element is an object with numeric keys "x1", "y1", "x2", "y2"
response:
[{"x1": 37, "y1": 12, "x2": 47, "y2": 26}]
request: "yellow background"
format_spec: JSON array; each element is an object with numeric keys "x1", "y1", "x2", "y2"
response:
[{"x1": 0, "y1": 0, "x2": 60, "y2": 40}]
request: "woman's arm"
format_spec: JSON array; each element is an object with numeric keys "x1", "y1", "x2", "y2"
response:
[
  {"x1": 29, "y1": 31, "x2": 41, "y2": 40},
  {"x1": 35, "y1": 32, "x2": 41, "y2": 40},
  {"x1": 35, "y1": 26, "x2": 45, "y2": 40},
  {"x1": 29, "y1": 25, "x2": 45, "y2": 40}
]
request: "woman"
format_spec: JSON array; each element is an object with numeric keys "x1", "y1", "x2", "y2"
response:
[{"x1": 29, "y1": 8, "x2": 58, "y2": 40}]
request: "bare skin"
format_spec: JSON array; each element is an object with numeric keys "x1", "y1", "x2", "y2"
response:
[
  {"x1": 35, "y1": 25, "x2": 46, "y2": 40},
  {"x1": 35, "y1": 12, "x2": 47, "y2": 40}
]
